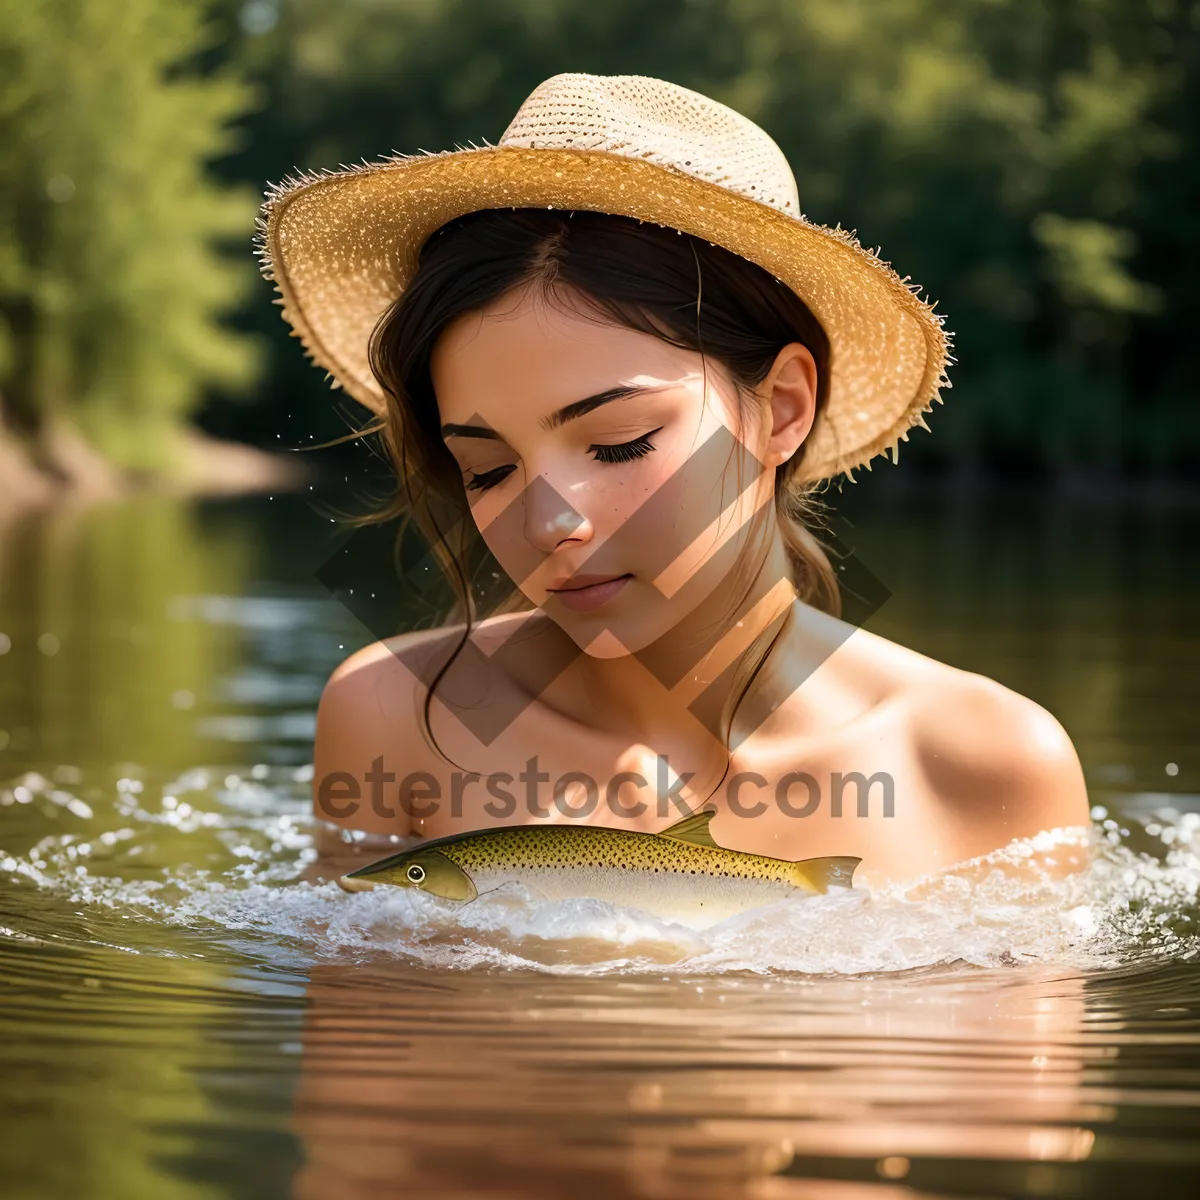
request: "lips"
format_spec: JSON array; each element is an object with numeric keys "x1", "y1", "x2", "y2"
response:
[
  {"x1": 548, "y1": 572, "x2": 628, "y2": 591},
  {"x1": 548, "y1": 573, "x2": 633, "y2": 613}
]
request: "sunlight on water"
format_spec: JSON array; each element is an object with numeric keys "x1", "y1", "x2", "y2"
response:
[
  {"x1": 3, "y1": 494, "x2": 1200, "y2": 1197},
  {"x1": 4, "y1": 766, "x2": 1198, "y2": 978}
]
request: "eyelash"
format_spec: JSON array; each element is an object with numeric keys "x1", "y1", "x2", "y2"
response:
[
  {"x1": 465, "y1": 465, "x2": 515, "y2": 492},
  {"x1": 464, "y1": 427, "x2": 663, "y2": 493},
  {"x1": 590, "y1": 427, "x2": 663, "y2": 465}
]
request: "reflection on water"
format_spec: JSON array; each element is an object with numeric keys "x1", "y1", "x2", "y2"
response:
[
  {"x1": 291, "y1": 963, "x2": 1108, "y2": 1199},
  {"x1": 1, "y1": 492, "x2": 1199, "y2": 1198}
]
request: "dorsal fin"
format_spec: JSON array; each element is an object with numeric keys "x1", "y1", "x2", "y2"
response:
[{"x1": 657, "y1": 808, "x2": 721, "y2": 848}]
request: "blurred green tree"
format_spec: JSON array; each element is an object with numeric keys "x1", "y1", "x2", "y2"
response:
[
  {"x1": 729, "y1": 0, "x2": 1190, "y2": 480},
  {"x1": 0, "y1": 0, "x2": 261, "y2": 473}
]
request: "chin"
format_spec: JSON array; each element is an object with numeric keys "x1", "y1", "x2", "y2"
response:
[
  {"x1": 570, "y1": 613, "x2": 678, "y2": 660},
  {"x1": 576, "y1": 629, "x2": 640, "y2": 659}
]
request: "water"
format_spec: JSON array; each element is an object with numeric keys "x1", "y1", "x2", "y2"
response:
[{"x1": 1, "y1": 490, "x2": 1199, "y2": 1198}]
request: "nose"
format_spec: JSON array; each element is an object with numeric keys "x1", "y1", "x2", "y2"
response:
[
  {"x1": 338, "y1": 875, "x2": 377, "y2": 893},
  {"x1": 523, "y1": 473, "x2": 593, "y2": 554}
]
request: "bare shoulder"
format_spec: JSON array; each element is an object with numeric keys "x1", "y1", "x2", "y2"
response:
[
  {"x1": 317, "y1": 610, "x2": 542, "y2": 731},
  {"x1": 819, "y1": 615, "x2": 1087, "y2": 820},
  {"x1": 907, "y1": 665, "x2": 1090, "y2": 836},
  {"x1": 312, "y1": 613, "x2": 539, "y2": 824},
  {"x1": 312, "y1": 623, "x2": 474, "y2": 834},
  {"x1": 799, "y1": 615, "x2": 1090, "y2": 861},
  {"x1": 319, "y1": 623, "x2": 465, "y2": 727}
]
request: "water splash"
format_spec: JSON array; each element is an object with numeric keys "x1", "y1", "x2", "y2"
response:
[{"x1": 2, "y1": 767, "x2": 1198, "y2": 976}]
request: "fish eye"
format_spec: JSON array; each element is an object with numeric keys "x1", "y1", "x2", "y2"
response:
[{"x1": 406, "y1": 863, "x2": 426, "y2": 884}]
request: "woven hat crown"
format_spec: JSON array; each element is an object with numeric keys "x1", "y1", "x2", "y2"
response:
[{"x1": 499, "y1": 74, "x2": 802, "y2": 216}]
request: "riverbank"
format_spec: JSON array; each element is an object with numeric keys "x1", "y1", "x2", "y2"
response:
[{"x1": 0, "y1": 424, "x2": 308, "y2": 516}]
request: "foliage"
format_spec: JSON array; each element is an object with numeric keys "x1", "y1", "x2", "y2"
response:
[
  {"x1": 0, "y1": 0, "x2": 260, "y2": 471},
  {"x1": 212, "y1": 0, "x2": 1199, "y2": 480},
  {"x1": 3, "y1": 0, "x2": 1198, "y2": 480},
  {"x1": 726, "y1": 0, "x2": 1193, "y2": 477}
]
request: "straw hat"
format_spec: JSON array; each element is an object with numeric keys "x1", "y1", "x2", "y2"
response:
[{"x1": 256, "y1": 73, "x2": 954, "y2": 482}]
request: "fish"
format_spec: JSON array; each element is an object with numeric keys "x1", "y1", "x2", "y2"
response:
[{"x1": 338, "y1": 808, "x2": 860, "y2": 929}]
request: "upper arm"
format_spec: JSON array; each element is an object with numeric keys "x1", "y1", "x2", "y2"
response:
[
  {"x1": 914, "y1": 672, "x2": 1091, "y2": 855},
  {"x1": 312, "y1": 638, "x2": 432, "y2": 838}
]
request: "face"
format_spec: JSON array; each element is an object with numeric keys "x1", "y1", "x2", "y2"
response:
[{"x1": 431, "y1": 283, "x2": 813, "y2": 658}]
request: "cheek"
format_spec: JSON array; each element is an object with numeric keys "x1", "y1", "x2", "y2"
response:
[
  {"x1": 575, "y1": 450, "x2": 710, "y2": 590},
  {"x1": 464, "y1": 457, "x2": 681, "y2": 572},
  {"x1": 593, "y1": 455, "x2": 680, "y2": 534},
  {"x1": 639, "y1": 435, "x2": 771, "y2": 599}
]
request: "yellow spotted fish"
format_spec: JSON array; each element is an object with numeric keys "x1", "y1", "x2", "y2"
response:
[{"x1": 338, "y1": 809, "x2": 860, "y2": 929}]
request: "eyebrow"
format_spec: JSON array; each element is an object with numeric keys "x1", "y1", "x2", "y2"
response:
[{"x1": 440, "y1": 385, "x2": 653, "y2": 441}]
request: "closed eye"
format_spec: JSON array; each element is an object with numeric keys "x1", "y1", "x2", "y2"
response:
[
  {"x1": 590, "y1": 426, "x2": 663, "y2": 465},
  {"x1": 463, "y1": 426, "x2": 664, "y2": 492},
  {"x1": 464, "y1": 464, "x2": 516, "y2": 492}
]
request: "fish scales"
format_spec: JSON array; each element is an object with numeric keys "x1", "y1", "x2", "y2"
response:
[
  {"x1": 444, "y1": 825, "x2": 798, "y2": 884},
  {"x1": 339, "y1": 810, "x2": 860, "y2": 930}
]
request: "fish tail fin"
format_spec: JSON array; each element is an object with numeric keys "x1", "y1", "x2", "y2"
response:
[{"x1": 791, "y1": 855, "x2": 861, "y2": 893}]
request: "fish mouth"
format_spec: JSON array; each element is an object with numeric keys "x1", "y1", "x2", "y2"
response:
[{"x1": 337, "y1": 874, "x2": 378, "y2": 894}]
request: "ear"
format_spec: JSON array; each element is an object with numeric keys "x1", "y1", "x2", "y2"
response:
[{"x1": 757, "y1": 343, "x2": 818, "y2": 467}]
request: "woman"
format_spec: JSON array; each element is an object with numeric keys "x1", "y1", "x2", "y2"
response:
[{"x1": 260, "y1": 73, "x2": 1089, "y2": 887}]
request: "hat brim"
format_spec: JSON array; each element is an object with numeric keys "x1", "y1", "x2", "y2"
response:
[{"x1": 257, "y1": 146, "x2": 953, "y2": 482}]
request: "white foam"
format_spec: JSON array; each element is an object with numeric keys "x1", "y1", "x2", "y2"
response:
[{"x1": 3, "y1": 767, "x2": 1199, "y2": 976}]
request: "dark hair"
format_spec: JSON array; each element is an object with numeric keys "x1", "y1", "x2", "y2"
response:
[{"x1": 365, "y1": 208, "x2": 839, "y2": 760}]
